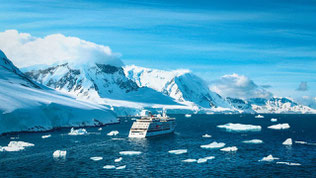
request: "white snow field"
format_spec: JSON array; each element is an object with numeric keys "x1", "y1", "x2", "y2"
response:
[
  {"x1": 242, "y1": 139, "x2": 263, "y2": 144},
  {"x1": 53, "y1": 150, "x2": 67, "y2": 158},
  {"x1": 168, "y1": 149, "x2": 187, "y2": 155},
  {"x1": 119, "y1": 151, "x2": 142, "y2": 156},
  {"x1": 0, "y1": 141, "x2": 34, "y2": 152},
  {"x1": 282, "y1": 138, "x2": 293, "y2": 145},
  {"x1": 68, "y1": 128, "x2": 88, "y2": 135},
  {"x1": 220, "y1": 146, "x2": 238, "y2": 152},
  {"x1": 114, "y1": 157, "x2": 123, "y2": 162},
  {"x1": 201, "y1": 142, "x2": 226, "y2": 149},
  {"x1": 90, "y1": 157, "x2": 103, "y2": 161},
  {"x1": 259, "y1": 155, "x2": 279, "y2": 162},
  {"x1": 107, "y1": 130, "x2": 119, "y2": 136},
  {"x1": 202, "y1": 134, "x2": 212, "y2": 138},
  {"x1": 276, "y1": 162, "x2": 301, "y2": 166},
  {"x1": 268, "y1": 123, "x2": 290, "y2": 130},
  {"x1": 41, "y1": 134, "x2": 51, "y2": 139},
  {"x1": 103, "y1": 165, "x2": 116, "y2": 169},
  {"x1": 217, "y1": 123, "x2": 262, "y2": 132},
  {"x1": 0, "y1": 50, "x2": 117, "y2": 135}
]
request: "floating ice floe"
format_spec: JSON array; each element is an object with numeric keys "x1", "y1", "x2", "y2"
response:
[
  {"x1": 42, "y1": 134, "x2": 51, "y2": 139},
  {"x1": 107, "y1": 130, "x2": 119, "y2": 136},
  {"x1": 201, "y1": 142, "x2": 225, "y2": 149},
  {"x1": 168, "y1": 149, "x2": 187, "y2": 155},
  {"x1": 103, "y1": 165, "x2": 116, "y2": 169},
  {"x1": 255, "y1": 115, "x2": 264, "y2": 118},
  {"x1": 10, "y1": 137, "x2": 19, "y2": 140},
  {"x1": 268, "y1": 123, "x2": 290, "y2": 130},
  {"x1": 282, "y1": 138, "x2": 293, "y2": 145},
  {"x1": 119, "y1": 151, "x2": 142, "y2": 156},
  {"x1": 217, "y1": 123, "x2": 261, "y2": 132},
  {"x1": 114, "y1": 157, "x2": 123, "y2": 162},
  {"x1": 68, "y1": 128, "x2": 88, "y2": 135},
  {"x1": 197, "y1": 158, "x2": 207, "y2": 164},
  {"x1": 220, "y1": 146, "x2": 238, "y2": 152},
  {"x1": 242, "y1": 139, "x2": 263, "y2": 144},
  {"x1": 98, "y1": 128, "x2": 102, "y2": 131},
  {"x1": 295, "y1": 141, "x2": 316, "y2": 146},
  {"x1": 276, "y1": 162, "x2": 301, "y2": 166},
  {"x1": 185, "y1": 114, "x2": 192, "y2": 118},
  {"x1": 0, "y1": 141, "x2": 34, "y2": 152},
  {"x1": 90, "y1": 157, "x2": 103, "y2": 161},
  {"x1": 259, "y1": 155, "x2": 279, "y2": 162},
  {"x1": 53, "y1": 150, "x2": 67, "y2": 158},
  {"x1": 116, "y1": 165, "x2": 126, "y2": 170},
  {"x1": 202, "y1": 134, "x2": 212, "y2": 138},
  {"x1": 270, "y1": 118, "x2": 278, "y2": 122},
  {"x1": 182, "y1": 159, "x2": 197, "y2": 163}
]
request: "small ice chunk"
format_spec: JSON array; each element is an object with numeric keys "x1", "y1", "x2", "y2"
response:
[
  {"x1": 182, "y1": 159, "x2": 197, "y2": 163},
  {"x1": 114, "y1": 157, "x2": 123, "y2": 162},
  {"x1": 98, "y1": 128, "x2": 102, "y2": 131},
  {"x1": 68, "y1": 128, "x2": 88, "y2": 135},
  {"x1": 259, "y1": 155, "x2": 279, "y2": 162},
  {"x1": 255, "y1": 115, "x2": 264, "y2": 118},
  {"x1": 90, "y1": 157, "x2": 103, "y2": 161},
  {"x1": 107, "y1": 130, "x2": 119, "y2": 136},
  {"x1": 220, "y1": 146, "x2": 238, "y2": 152},
  {"x1": 201, "y1": 142, "x2": 225, "y2": 149},
  {"x1": 268, "y1": 123, "x2": 290, "y2": 130},
  {"x1": 0, "y1": 141, "x2": 35, "y2": 152},
  {"x1": 168, "y1": 149, "x2": 187, "y2": 155},
  {"x1": 53, "y1": 150, "x2": 67, "y2": 158},
  {"x1": 295, "y1": 141, "x2": 316, "y2": 145},
  {"x1": 202, "y1": 134, "x2": 212, "y2": 138},
  {"x1": 10, "y1": 137, "x2": 19, "y2": 140},
  {"x1": 42, "y1": 134, "x2": 51, "y2": 139},
  {"x1": 103, "y1": 165, "x2": 116, "y2": 169},
  {"x1": 276, "y1": 162, "x2": 301, "y2": 166},
  {"x1": 242, "y1": 139, "x2": 263, "y2": 144},
  {"x1": 282, "y1": 138, "x2": 292, "y2": 145},
  {"x1": 197, "y1": 158, "x2": 207, "y2": 164},
  {"x1": 119, "y1": 151, "x2": 142, "y2": 155},
  {"x1": 116, "y1": 165, "x2": 126, "y2": 170},
  {"x1": 270, "y1": 118, "x2": 277, "y2": 122},
  {"x1": 217, "y1": 123, "x2": 261, "y2": 132}
]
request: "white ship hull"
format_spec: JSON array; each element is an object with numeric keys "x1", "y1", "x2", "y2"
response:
[{"x1": 129, "y1": 126, "x2": 175, "y2": 138}]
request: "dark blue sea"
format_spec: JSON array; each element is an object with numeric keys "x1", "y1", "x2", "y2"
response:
[{"x1": 1, "y1": 114, "x2": 316, "y2": 177}]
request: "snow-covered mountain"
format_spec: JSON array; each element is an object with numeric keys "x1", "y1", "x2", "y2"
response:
[
  {"x1": 0, "y1": 50, "x2": 117, "y2": 135},
  {"x1": 248, "y1": 97, "x2": 316, "y2": 114},
  {"x1": 226, "y1": 97, "x2": 255, "y2": 113},
  {"x1": 124, "y1": 65, "x2": 233, "y2": 110}
]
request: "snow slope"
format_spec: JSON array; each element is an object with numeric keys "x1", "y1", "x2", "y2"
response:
[{"x1": 0, "y1": 50, "x2": 117, "y2": 134}]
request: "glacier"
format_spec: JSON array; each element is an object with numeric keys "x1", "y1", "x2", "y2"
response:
[{"x1": 0, "y1": 50, "x2": 117, "y2": 135}]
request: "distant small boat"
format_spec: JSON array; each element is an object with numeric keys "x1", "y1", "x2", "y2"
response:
[
  {"x1": 255, "y1": 114, "x2": 264, "y2": 118},
  {"x1": 185, "y1": 114, "x2": 192, "y2": 118}
]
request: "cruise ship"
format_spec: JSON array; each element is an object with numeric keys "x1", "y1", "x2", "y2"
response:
[{"x1": 128, "y1": 110, "x2": 176, "y2": 138}]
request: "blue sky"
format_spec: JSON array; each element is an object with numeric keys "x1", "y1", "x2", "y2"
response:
[{"x1": 0, "y1": 0, "x2": 315, "y2": 98}]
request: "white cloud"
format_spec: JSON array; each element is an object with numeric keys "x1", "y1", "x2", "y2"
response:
[
  {"x1": 0, "y1": 30, "x2": 123, "y2": 68},
  {"x1": 210, "y1": 73, "x2": 272, "y2": 99}
]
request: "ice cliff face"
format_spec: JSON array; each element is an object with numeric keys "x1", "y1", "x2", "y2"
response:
[{"x1": 0, "y1": 50, "x2": 117, "y2": 135}]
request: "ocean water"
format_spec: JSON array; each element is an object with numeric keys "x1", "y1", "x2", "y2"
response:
[{"x1": 0, "y1": 114, "x2": 316, "y2": 177}]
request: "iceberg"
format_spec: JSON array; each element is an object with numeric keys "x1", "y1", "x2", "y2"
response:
[
  {"x1": 217, "y1": 123, "x2": 261, "y2": 132},
  {"x1": 90, "y1": 157, "x2": 103, "y2": 161},
  {"x1": 201, "y1": 142, "x2": 225, "y2": 149},
  {"x1": 103, "y1": 165, "x2": 116, "y2": 169},
  {"x1": 53, "y1": 150, "x2": 67, "y2": 158},
  {"x1": 114, "y1": 157, "x2": 123, "y2": 162},
  {"x1": 220, "y1": 146, "x2": 238, "y2": 152},
  {"x1": 270, "y1": 118, "x2": 277, "y2": 122},
  {"x1": 276, "y1": 162, "x2": 301, "y2": 166},
  {"x1": 42, "y1": 134, "x2": 51, "y2": 139},
  {"x1": 202, "y1": 134, "x2": 212, "y2": 138},
  {"x1": 107, "y1": 130, "x2": 119, "y2": 136},
  {"x1": 116, "y1": 165, "x2": 126, "y2": 170},
  {"x1": 268, "y1": 123, "x2": 290, "y2": 130},
  {"x1": 168, "y1": 149, "x2": 187, "y2": 155},
  {"x1": 119, "y1": 151, "x2": 142, "y2": 156},
  {"x1": 182, "y1": 159, "x2": 197, "y2": 163},
  {"x1": 197, "y1": 158, "x2": 207, "y2": 164},
  {"x1": 98, "y1": 128, "x2": 102, "y2": 131},
  {"x1": 259, "y1": 155, "x2": 279, "y2": 162},
  {"x1": 282, "y1": 138, "x2": 292, "y2": 145},
  {"x1": 242, "y1": 139, "x2": 263, "y2": 144},
  {"x1": 0, "y1": 141, "x2": 34, "y2": 152},
  {"x1": 68, "y1": 128, "x2": 88, "y2": 135}
]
